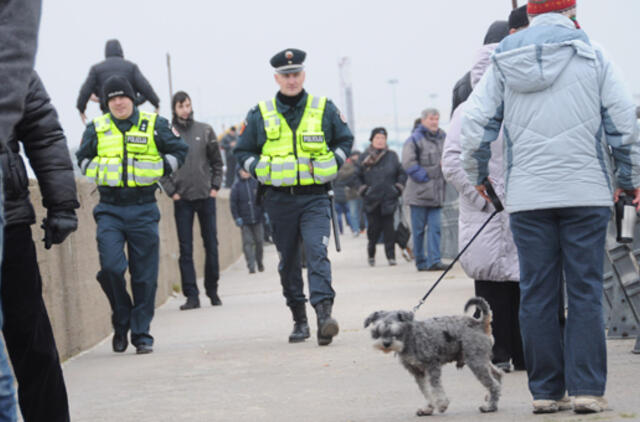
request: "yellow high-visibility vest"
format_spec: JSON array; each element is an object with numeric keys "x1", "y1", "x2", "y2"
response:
[
  {"x1": 85, "y1": 111, "x2": 164, "y2": 187},
  {"x1": 255, "y1": 95, "x2": 337, "y2": 186}
]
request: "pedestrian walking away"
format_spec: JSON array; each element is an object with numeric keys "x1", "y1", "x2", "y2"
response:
[
  {"x1": 461, "y1": 0, "x2": 640, "y2": 414},
  {"x1": 76, "y1": 75, "x2": 188, "y2": 355},
  {"x1": 231, "y1": 168, "x2": 265, "y2": 274},
  {"x1": 160, "y1": 91, "x2": 224, "y2": 311},
  {"x1": 402, "y1": 108, "x2": 447, "y2": 272},
  {"x1": 234, "y1": 48, "x2": 353, "y2": 346},
  {"x1": 1, "y1": 71, "x2": 79, "y2": 422},
  {"x1": 442, "y1": 20, "x2": 524, "y2": 375},
  {"x1": 76, "y1": 39, "x2": 160, "y2": 124},
  {"x1": 356, "y1": 127, "x2": 407, "y2": 267}
]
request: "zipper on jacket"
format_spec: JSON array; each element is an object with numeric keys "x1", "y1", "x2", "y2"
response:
[{"x1": 122, "y1": 130, "x2": 129, "y2": 186}]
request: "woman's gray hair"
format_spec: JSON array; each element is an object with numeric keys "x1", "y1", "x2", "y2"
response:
[{"x1": 421, "y1": 108, "x2": 440, "y2": 119}]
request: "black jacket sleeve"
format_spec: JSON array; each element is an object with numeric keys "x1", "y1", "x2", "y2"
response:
[
  {"x1": 0, "y1": 0, "x2": 41, "y2": 145},
  {"x1": 17, "y1": 72, "x2": 80, "y2": 211},
  {"x1": 76, "y1": 66, "x2": 98, "y2": 113},
  {"x1": 132, "y1": 64, "x2": 160, "y2": 108},
  {"x1": 323, "y1": 100, "x2": 353, "y2": 167},
  {"x1": 154, "y1": 116, "x2": 188, "y2": 175},
  {"x1": 205, "y1": 126, "x2": 224, "y2": 190}
]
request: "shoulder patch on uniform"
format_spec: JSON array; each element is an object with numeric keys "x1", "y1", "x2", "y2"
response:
[
  {"x1": 171, "y1": 125, "x2": 181, "y2": 137},
  {"x1": 239, "y1": 120, "x2": 247, "y2": 135},
  {"x1": 338, "y1": 110, "x2": 348, "y2": 124}
]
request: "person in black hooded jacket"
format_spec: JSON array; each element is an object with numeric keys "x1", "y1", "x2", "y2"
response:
[
  {"x1": 1, "y1": 70, "x2": 79, "y2": 422},
  {"x1": 76, "y1": 39, "x2": 160, "y2": 123}
]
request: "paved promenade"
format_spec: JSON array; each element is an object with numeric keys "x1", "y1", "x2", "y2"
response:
[{"x1": 64, "y1": 235, "x2": 640, "y2": 421}]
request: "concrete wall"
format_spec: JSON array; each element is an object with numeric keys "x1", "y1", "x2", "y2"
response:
[{"x1": 29, "y1": 180, "x2": 243, "y2": 360}]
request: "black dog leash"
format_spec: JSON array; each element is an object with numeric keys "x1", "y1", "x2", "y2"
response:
[{"x1": 413, "y1": 178, "x2": 504, "y2": 313}]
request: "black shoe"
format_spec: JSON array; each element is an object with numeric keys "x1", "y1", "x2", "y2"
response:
[
  {"x1": 388, "y1": 258, "x2": 397, "y2": 266},
  {"x1": 135, "y1": 344, "x2": 153, "y2": 355},
  {"x1": 258, "y1": 263, "x2": 265, "y2": 272},
  {"x1": 210, "y1": 295, "x2": 222, "y2": 306},
  {"x1": 112, "y1": 333, "x2": 128, "y2": 353},
  {"x1": 417, "y1": 266, "x2": 429, "y2": 272},
  {"x1": 314, "y1": 300, "x2": 339, "y2": 346},
  {"x1": 427, "y1": 262, "x2": 448, "y2": 271},
  {"x1": 249, "y1": 268, "x2": 256, "y2": 274},
  {"x1": 179, "y1": 296, "x2": 200, "y2": 311},
  {"x1": 288, "y1": 303, "x2": 310, "y2": 343}
]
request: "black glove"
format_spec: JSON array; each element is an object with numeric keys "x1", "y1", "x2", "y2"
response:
[{"x1": 41, "y1": 209, "x2": 78, "y2": 249}]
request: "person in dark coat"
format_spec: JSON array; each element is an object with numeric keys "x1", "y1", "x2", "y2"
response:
[
  {"x1": 0, "y1": 2, "x2": 42, "y2": 418},
  {"x1": 1, "y1": 71, "x2": 79, "y2": 422},
  {"x1": 357, "y1": 127, "x2": 407, "y2": 266},
  {"x1": 230, "y1": 168, "x2": 265, "y2": 273},
  {"x1": 76, "y1": 39, "x2": 160, "y2": 124}
]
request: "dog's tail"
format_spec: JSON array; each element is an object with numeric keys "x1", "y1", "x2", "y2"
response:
[{"x1": 464, "y1": 297, "x2": 492, "y2": 336}]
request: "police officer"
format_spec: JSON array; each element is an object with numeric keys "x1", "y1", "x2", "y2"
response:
[
  {"x1": 234, "y1": 48, "x2": 353, "y2": 346},
  {"x1": 76, "y1": 75, "x2": 188, "y2": 355}
]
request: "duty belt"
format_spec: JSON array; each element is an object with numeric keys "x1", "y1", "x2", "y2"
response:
[{"x1": 269, "y1": 185, "x2": 327, "y2": 196}]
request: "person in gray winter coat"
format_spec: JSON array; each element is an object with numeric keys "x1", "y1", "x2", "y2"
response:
[
  {"x1": 401, "y1": 109, "x2": 447, "y2": 271},
  {"x1": 230, "y1": 168, "x2": 264, "y2": 274},
  {"x1": 357, "y1": 127, "x2": 407, "y2": 266},
  {"x1": 161, "y1": 91, "x2": 224, "y2": 311},
  {"x1": 442, "y1": 21, "x2": 524, "y2": 373}
]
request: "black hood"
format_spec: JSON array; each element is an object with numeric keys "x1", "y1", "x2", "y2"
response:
[
  {"x1": 483, "y1": 21, "x2": 509, "y2": 45},
  {"x1": 105, "y1": 39, "x2": 123, "y2": 58}
]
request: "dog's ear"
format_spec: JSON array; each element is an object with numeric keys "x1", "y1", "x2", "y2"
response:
[
  {"x1": 396, "y1": 311, "x2": 415, "y2": 323},
  {"x1": 364, "y1": 311, "x2": 384, "y2": 328}
]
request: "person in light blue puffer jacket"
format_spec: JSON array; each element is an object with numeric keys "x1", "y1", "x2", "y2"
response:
[{"x1": 460, "y1": 4, "x2": 639, "y2": 415}]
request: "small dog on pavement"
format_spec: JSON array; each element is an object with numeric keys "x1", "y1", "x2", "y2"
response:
[{"x1": 364, "y1": 297, "x2": 502, "y2": 416}]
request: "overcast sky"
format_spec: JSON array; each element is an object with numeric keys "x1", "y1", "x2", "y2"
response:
[{"x1": 36, "y1": 0, "x2": 640, "y2": 153}]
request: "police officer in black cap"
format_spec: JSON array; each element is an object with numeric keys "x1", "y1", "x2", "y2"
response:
[{"x1": 234, "y1": 48, "x2": 353, "y2": 346}]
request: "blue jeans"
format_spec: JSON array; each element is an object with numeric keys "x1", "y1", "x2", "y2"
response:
[
  {"x1": 347, "y1": 198, "x2": 365, "y2": 232},
  {"x1": 94, "y1": 202, "x2": 160, "y2": 346},
  {"x1": 410, "y1": 206, "x2": 441, "y2": 269},
  {"x1": 510, "y1": 207, "x2": 610, "y2": 400},
  {"x1": 174, "y1": 198, "x2": 219, "y2": 299},
  {"x1": 0, "y1": 173, "x2": 17, "y2": 421},
  {"x1": 334, "y1": 201, "x2": 351, "y2": 234}
]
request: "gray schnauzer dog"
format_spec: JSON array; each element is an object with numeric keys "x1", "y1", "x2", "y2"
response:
[{"x1": 364, "y1": 297, "x2": 502, "y2": 416}]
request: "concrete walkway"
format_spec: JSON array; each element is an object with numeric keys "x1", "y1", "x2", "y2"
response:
[{"x1": 64, "y1": 235, "x2": 640, "y2": 422}]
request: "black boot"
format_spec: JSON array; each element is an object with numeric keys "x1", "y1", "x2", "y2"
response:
[
  {"x1": 288, "y1": 303, "x2": 310, "y2": 343},
  {"x1": 314, "y1": 299, "x2": 339, "y2": 346},
  {"x1": 180, "y1": 296, "x2": 200, "y2": 311}
]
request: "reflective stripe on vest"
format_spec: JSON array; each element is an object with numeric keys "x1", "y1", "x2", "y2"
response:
[
  {"x1": 85, "y1": 111, "x2": 164, "y2": 187},
  {"x1": 256, "y1": 94, "x2": 337, "y2": 186}
]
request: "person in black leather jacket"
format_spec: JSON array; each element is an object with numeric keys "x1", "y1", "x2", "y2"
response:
[
  {"x1": 1, "y1": 70, "x2": 79, "y2": 422},
  {"x1": 76, "y1": 39, "x2": 160, "y2": 123}
]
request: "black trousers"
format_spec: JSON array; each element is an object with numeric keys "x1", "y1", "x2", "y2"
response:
[
  {"x1": 366, "y1": 206, "x2": 395, "y2": 260},
  {"x1": 1, "y1": 224, "x2": 70, "y2": 422},
  {"x1": 474, "y1": 280, "x2": 525, "y2": 369}
]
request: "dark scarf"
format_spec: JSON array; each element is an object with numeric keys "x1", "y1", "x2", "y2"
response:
[
  {"x1": 362, "y1": 145, "x2": 388, "y2": 168},
  {"x1": 277, "y1": 89, "x2": 306, "y2": 107},
  {"x1": 172, "y1": 111, "x2": 194, "y2": 129}
]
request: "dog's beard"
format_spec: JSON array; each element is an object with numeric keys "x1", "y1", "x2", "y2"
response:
[{"x1": 372, "y1": 338, "x2": 404, "y2": 354}]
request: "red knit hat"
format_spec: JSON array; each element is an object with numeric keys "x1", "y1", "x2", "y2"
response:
[{"x1": 528, "y1": 0, "x2": 580, "y2": 28}]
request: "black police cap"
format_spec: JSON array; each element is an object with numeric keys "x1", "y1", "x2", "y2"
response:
[{"x1": 270, "y1": 48, "x2": 306, "y2": 74}]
